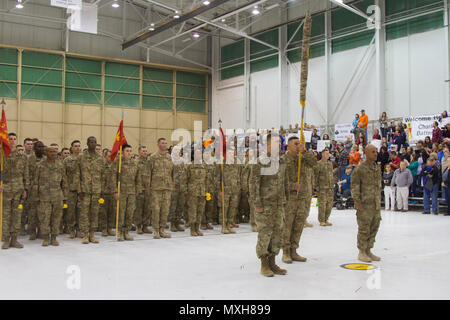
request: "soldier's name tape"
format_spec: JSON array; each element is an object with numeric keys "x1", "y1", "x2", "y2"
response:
[{"x1": 340, "y1": 263, "x2": 376, "y2": 271}]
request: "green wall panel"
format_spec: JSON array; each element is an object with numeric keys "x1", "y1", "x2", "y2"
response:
[
  {"x1": 105, "y1": 62, "x2": 139, "y2": 77},
  {"x1": 105, "y1": 76, "x2": 139, "y2": 93},
  {"x1": 143, "y1": 67, "x2": 173, "y2": 82},
  {"x1": 105, "y1": 92, "x2": 139, "y2": 108},
  {"x1": 22, "y1": 51, "x2": 62, "y2": 69},
  {"x1": 332, "y1": 0, "x2": 374, "y2": 32},
  {"x1": 287, "y1": 43, "x2": 326, "y2": 63},
  {"x1": 176, "y1": 84, "x2": 205, "y2": 99},
  {"x1": 176, "y1": 98, "x2": 205, "y2": 113},
  {"x1": 66, "y1": 72, "x2": 101, "y2": 89},
  {"x1": 66, "y1": 57, "x2": 101, "y2": 74},
  {"x1": 221, "y1": 65, "x2": 244, "y2": 80},
  {"x1": 143, "y1": 81, "x2": 172, "y2": 96},
  {"x1": 65, "y1": 88, "x2": 101, "y2": 105},
  {"x1": 221, "y1": 40, "x2": 244, "y2": 63},
  {"x1": 143, "y1": 96, "x2": 173, "y2": 110},
  {"x1": 0, "y1": 48, "x2": 18, "y2": 64},
  {"x1": 0, "y1": 65, "x2": 17, "y2": 81},
  {"x1": 0, "y1": 82, "x2": 17, "y2": 98},
  {"x1": 176, "y1": 71, "x2": 205, "y2": 86},
  {"x1": 251, "y1": 55, "x2": 279, "y2": 73},
  {"x1": 332, "y1": 30, "x2": 375, "y2": 53},
  {"x1": 386, "y1": 0, "x2": 442, "y2": 16},
  {"x1": 21, "y1": 84, "x2": 61, "y2": 101},
  {"x1": 386, "y1": 11, "x2": 444, "y2": 40},
  {"x1": 22, "y1": 67, "x2": 62, "y2": 85}
]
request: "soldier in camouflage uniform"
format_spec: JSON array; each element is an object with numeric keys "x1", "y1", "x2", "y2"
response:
[
  {"x1": 33, "y1": 146, "x2": 68, "y2": 246},
  {"x1": 218, "y1": 147, "x2": 241, "y2": 234},
  {"x1": 237, "y1": 152, "x2": 250, "y2": 225},
  {"x1": 20, "y1": 137, "x2": 34, "y2": 235},
  {"x1": 146, "y1": 138, "x2": 174, "y2": 239},
  {"x1": 25, "y1": 141, "x2": 45, "y2": 240},
  {"x1": 112, "y1": 144, "x2": 141, "y2": 241},
  {"x1": 351, "y1": 144, "x2": 382, "y2": 263},
  {"x1": 99, "y1": 149, "x2": 116, "y2": 237},
  {"x1": 249, "y1": 134, "x2": 289, "y2": 277},
  {"x1": 316, "y1": 149, "x2": 334, "y2": 226},
  {"x1": 1, "y1": 133, "x2": 29, "y2": 249},
  {"x1": 304, "y1": 149, "x2": 317, "y2": 228},
  {"x1": 281, "y1": 136, "x2": 316, "y2": 264},
  {"x1": 75, "y1": 136, "x2": 105, "y2": 244},
  {"x1": 134, "y1": 146, "x2": 152, "y2": 234},
  {"x1": 203, "y1": 150, "x2": 219, "y2": 227},
  {"x1": 63, "y1": 140, "x2": 82, "y2": 239},
  {"x1": 169, "y1": 146, "x2": 187, "y2": 232},
  {"x1": 185, "y1": 147, "x2": 208, "y2": 236}
]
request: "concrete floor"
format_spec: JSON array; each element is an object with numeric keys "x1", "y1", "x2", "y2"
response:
[{"x1": 0, "y1": 207, "x2": 449, "y2": 300}]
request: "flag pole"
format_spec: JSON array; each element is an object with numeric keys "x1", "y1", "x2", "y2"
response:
[
  {"x1": 297, "y1": 12, "x2": 312, "y2": 193},
  {"x1": 219, "y1": 119, "x2": 226, "y2": 233},
  {"x1": 115, "y1": 111, "x2": 124, "y2": 239}
]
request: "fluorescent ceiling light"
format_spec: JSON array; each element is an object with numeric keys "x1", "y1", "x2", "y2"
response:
[
  {"x1": 193, "y1": 32, "x2": 200, "y2": 38},
  {"x1": 203, "y1": 1, "x2": 210, "y2": 5},
  {"x1": 252, "y1": 6, "x2": 260, "y2": 15},
  {"x1": 112, "y1": 2, "x2": 120, "y2": 8}
]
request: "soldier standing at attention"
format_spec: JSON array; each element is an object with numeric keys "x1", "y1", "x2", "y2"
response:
[
  {"x1": 146, "y1": 138, "x2": 174, "y2": 239},
  {"x1": 249, "y1": 134, "x2": 289, "y2": 277},
  {"x1": 20, "y1": 138, "x2": 34, "y2": 235},
  {"x1": 76, "y1": 136, "x2": 105, "y2": 244},
  {"x1": 304, "y1": 149, "x2": 317, "y2": 228},
  {"x1": 169, "y1": 146, "x2": 187, "y2": 232},
  {"x1": 1, "y1": 133, "x2": 29, "y2": 249},
  {"x1": 99, "y1": 149, "x2": 116, "y2": 237},
  {"x1": 63, "y1": 140, "x2": 82, "y2": 239},
  {"x1": 203, "y1": 150, "x2": 219, "y2": 227},
  {"x1": 26, "y1": 141, "x2": 45, "y2": 240},
  {"x1": 113, "y1": 144, "x2": 141, "y2": 241},
  {"x1": 134, "y1": 146, "x2": 152, "y2": 234},
  {"x1": 316, "y1": 149, "x2": 334, "y2": 227},
  {"x1": 351, "y1": 144, "x2": 382, "y2": 263},
  {"x1": 281, "y1": 136, "x2": 315, "y2": 264},
  {"x1": 33, "y1": 146, "x2": 68, "y2": 246}
]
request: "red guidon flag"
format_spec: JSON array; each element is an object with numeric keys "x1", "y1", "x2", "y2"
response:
[
  {"x1": 0, "y1": 109, "x2": 11, "y2": 159},
  {"x1": 219, "y1": 127, "x2": 226, "y2": 160},
  {"x1": 110, "y1": 120, "x2": 127, "y2": 162}
]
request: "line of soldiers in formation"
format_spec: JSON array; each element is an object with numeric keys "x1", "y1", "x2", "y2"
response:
[{"x1": 2, "y1": 132, "x2": 382, "y2": 278}]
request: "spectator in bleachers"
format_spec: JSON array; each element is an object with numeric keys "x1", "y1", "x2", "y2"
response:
[
  {"x1": 391, "y1": 161, "x2": 413, "y2": 212},
  {"x1": 441, "y1": 158, "x2": 450, "y2": 216},
  {"x1": 378, "y1": 145, "x2": 390, "y2": 173},
  {"x1": 383, "y1": 165, "x2": 395, "y2": 211},
  {"x1": 442, "y1": 123, "x2": 450, "y2": 139},
  {"x1": 389, "y1": 151, "x2": 402, "y2": 171},
  {"x1": 311, "y1": 128, "x2": 320, "y2": 150},
  {"x1": 379, "y1": 112, "x2": 389, "y2": 139},
  {"x1": 415, "y1": 140, "x2": 425, "y2": 157},
  {"x1": 442, "y1": 110, "x2": 448, "y2": 119},
  {"x1": 393, "y1": 130, "x2": 406, "y2": 151},
  {"x1": 408, "y1": 153, "x2": 420, "y2": 197},
  {"x1": 421, "y1": 157, "x2": 441, "y2": 215},
  {"x1": 352, "y1": 113, "x2": 359, "y2": 131},
  {"x1": 357, "y1": 109, "x2": 369, "y2": 138},
  {"x1": 356, "y1": 132, "x2": 366, "y2": 148},
  {"x1": 432, "y1": 121, "x2": 442, "y2": 144},
  {"x1": 387, "y1": 120, "x2": 396, "y2": 142},
  {"x1": 336, "y1": 166, "x2": 353, "y2": 198},
  {"x1": 424, "y1": 136, "x2": 433, "y2": 149},
  {"x1": 373, "y1": 128, "x2": 381, "y2": 140},
  {"x1": 336, "y1": 142, "x2": 350, "y2": 179},
  {"x1": 349, "y1": 145, "x2": 361, "y2": 166},
  {"x1": 323, "y1": 133, "x2": 330, "y2": 141}
]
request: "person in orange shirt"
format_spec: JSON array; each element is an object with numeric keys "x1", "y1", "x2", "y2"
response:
[
  {"x1": 358, "y1": 109, "x2": 369, "y2": 138},
  {"x1": 349, "y1": 145, "x2": 361, "y2": 166}
]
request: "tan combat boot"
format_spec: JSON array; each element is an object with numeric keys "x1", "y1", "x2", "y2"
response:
[
  {"x1": 107, "y1": 229, "x2": 116, "y2": 236},
  {"x1": 81, "y1": 233, "x2": 89, "y2": 244},
  {"x1": 221, "y1": 227, "x2": 230, "y2": 234},
  {"x1": 190, "y1": 225, "x2": 198, "y2": 236},
  {"x1": 176, "y1": 223, "x2": 185, "y2": 232},
  {"x1": 160, "y1": 230, "x2": 171, "y2": 238},
  {"x1": 366, "y1": 249, "x2": 381, "y2": 261},
  {"x1": 231, "y1": 223, "x2": 239, "y2": 228},
  {"x1": 305, "y1": 222, "x2": 313, "y2": 228},
  {"x1": 101, "y1": 229, "x2": 108, "y2": 237},
  {"x1": 137, "y1": 226, "x2": 143, "y2": 234},
  {"x1": 75, "y1": 229, "x2": 82, "y2": 238},
  {"x1": 251, "y1": 224, "x2": 257, "y2": 232},
  {"x1": 268, "y1": 254, "x2": 287, "y2": 275},
  {"x1": 69, "y1": 228, "x2": 76, "y2": 239},
  {"x1": 260, "y1": 256, "x2": 274, "y2": 277},
  {"x1": 10, "y1": 235, "x2": 23, "y2": 248},
  {"x1": 42, "y1": 234, "x2": 50, "y2": 247},
  {"x1": 153, "y1": 229, "x2": 161, "y2": 239},
  {"x1": 282, "y1": 248, "x2": 292, "y2": 264},
  {"x1": 200, "y1": 223, "x2": 207, "y2": 230},
  {"x1": 358, "y1": 250, "x2": 372, "y2": 263},
  {"x1": 124, "y1": 232, "x2": 134, "y2": 241},
  {"x1": 196, "y1": 224, "x2": 204, "y2": 236},
  {"x1": 325, "y1": 221, "x2": 333, "y2": 226},
  {"x1": 291, "y1": 249, "x2": 307, "y2": 262},
  {"x1": 319, "y1": 222, "x2": 327, "y2": 227},
  {"x1": 29, "y1": 230, "x2": 37, "y2": 240},
  {"x1": 51, "y1": 234, "x2": 59, "y2": 246},
  {"x1": 227, "y1": 224, "x2": 236, "y2": 234},
  {"x1": 142, "y1": 226, "x2": 153, "y2": 234},
  {"x1": 89, "y1": 231, "x2": 99, "y2": 243},
  {"x1": 117, "y1": 231, "x2": 125, "y2": 241},
  {"x1": 2, "y1": 236, "x2": 11, "y2": 249},
  {"x1": 170, "y1": 223, "x2": 178, "y2": 232}
]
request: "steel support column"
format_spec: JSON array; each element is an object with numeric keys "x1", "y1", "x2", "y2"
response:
[
  {"x1": 325, "y1": 4, "x2": 332, "y2": 131},
  {"x1": 375, "y1": 0, "x2": 386, "y2": 120}
]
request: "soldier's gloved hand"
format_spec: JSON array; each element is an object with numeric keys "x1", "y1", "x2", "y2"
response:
[
  {"x1": 295, "y1": 183, "x2": 301, "y2": 192},
  {"x1": 114, "y1": 193, "x2": 119, "y2": 201}
]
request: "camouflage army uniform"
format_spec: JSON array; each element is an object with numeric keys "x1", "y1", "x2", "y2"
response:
[
  {"x1": 218, "y1": 162, "x2": 241, "y2": 231},
  {"x1": 76, "y1": 150, "x2": 105, "y2": 239},
  {"x1": 281, "y1": 151, "x2": 316, "y2": 257},
  {"x1": 316, "y1": 160, "x2": 334, "y2": 224},
  {"x1": 238, "y1": 162, "x2": 250, "y2": 224},
  {"x1": 185, "y1": 163, "x2": 207, "y2": 235},
  {"x1": 99, "y1": 160, "x2": 115, "y2": 235},
  {"x1": 147, "y1": 151, "x2": 174, "y2": 237},
  {"x1": 33, "y1": 159, "x2": 68, "y2": 237},
  {"x1": 63, "y1": 154, "x2": 80, "y2": 236},
  {"x1": 25, "y1": 154, "x2": 44, "y2": 237},
  {"x1": 2, "y1": 149, "x2": 29, "y2": 247},
  {"x1": 112, "y1": 157, "x2": 141, "y2": 236},
  {"x1": 306, "y1": 160, "x2": 317, "y2": 219},
  {"x1": 204, "y1": 163, "x2": 219, "y2": 225},
  {"x1": 351, "y1": 160, "x2": 382, "y2": 252},
  {"x1": 169, "y1": 162, "x2": 187, "y2": 229},
  {"x1": 20, "y1": 153, "x2": 33, "y2": 234},
  {"x1": 249, "y1": 154, "x2": 289, "y2": 260},
  {"x1": 134, "y1": 156, "x2": 151, "y2": 232}
]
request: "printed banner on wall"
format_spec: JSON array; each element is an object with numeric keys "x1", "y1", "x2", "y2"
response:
[
  {"x1": 317, "y1": 140, "x2": 331, "y2": 152},
  {"x1": 403, "y1": 114, "x2": 441, "y2": 144},
  {"x1": 334, "y1": 123, "x2": 354, "y2": 142},
  {"x1": 51, "y1": 0, "x2": 82, "y2": 9}
]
